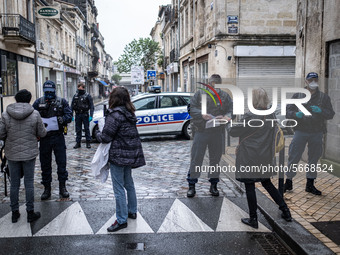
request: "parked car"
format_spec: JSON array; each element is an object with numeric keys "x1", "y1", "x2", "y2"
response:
[{"x1": 89, "y1": 91, "x2": 192, "y2": 140}]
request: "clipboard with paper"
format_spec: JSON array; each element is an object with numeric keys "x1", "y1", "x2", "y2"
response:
[{"x1": 41, "y1": 117, "x2": 59, "y2": 132}]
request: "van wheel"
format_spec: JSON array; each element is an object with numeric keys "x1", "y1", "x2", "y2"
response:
[{"x1": 183, "y1": 121, "x2": 192, "y2": 140}]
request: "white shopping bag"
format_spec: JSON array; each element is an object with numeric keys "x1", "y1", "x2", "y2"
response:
[{"x1": 91, "y1": 142, "x2": 111, "y2": 183}]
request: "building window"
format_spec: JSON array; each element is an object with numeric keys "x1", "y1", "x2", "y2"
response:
[
  {"x1": 198, "y1": 61, "x2": 208, "y2": 84},
  {"x1": 1, "y1": 58, "x2": 18, "y2": 96}
]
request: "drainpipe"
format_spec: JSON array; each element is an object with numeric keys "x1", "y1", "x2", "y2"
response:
[{"x1": 33, "y1": 1, "x2": 39, "y2": 99}]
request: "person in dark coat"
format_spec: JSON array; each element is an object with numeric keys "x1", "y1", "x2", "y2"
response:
[
  {"x1": 187, "y1": 74, "x2": 233, "y2": 197},
  {"x1": 284, "y1": 72, "x2": 335, "y2": 195},
  {"x1": 96, "y1": 86, "x2": 145, "y2": 232},
  {"x1": 229, "y1": 88, "x2": 292, "y2": 229}
]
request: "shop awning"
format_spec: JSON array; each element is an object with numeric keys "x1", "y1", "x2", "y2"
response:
[{"x1": 98, "y1": 80, "x2": 109, "y2": 86}]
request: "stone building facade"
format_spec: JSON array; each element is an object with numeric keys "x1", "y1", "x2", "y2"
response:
[
  {"x1": 179, "y1": 0, "x2": 297, "y2": 95},
  {"x1": 0, "y1": 0, "x2": 113, "y2": 112},
  {"x1": 295, "y1": 0, "x2": 340, "y2": 164},
  {"x1": 0, "y1": 0, "x2": 36, "y2": 111}
]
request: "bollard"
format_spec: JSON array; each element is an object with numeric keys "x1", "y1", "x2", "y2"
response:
[{"x1": 278, "y1": 138, "x2": 285, "y2": 197}]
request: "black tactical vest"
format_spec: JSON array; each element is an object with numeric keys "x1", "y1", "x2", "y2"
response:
[
  {"x1": 38, "y1": 97, "x2": 64, "y2": 118},
  {"x1": 72, "y1": 92, "x2": 89, "y2": 113}
]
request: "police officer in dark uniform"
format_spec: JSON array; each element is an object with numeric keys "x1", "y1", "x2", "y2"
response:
[
  {"x1": 71, "y1": 83, "x2": 94, "y2": 149},
  {"x1": 33, "y1": 80, "x2": 73, "y2": 200}
]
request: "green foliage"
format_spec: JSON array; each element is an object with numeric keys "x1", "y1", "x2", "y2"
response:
[
  {"x1": 157, "y1": 55, "x2": 164, "y2": 68},
  {"x1": 112, "y1": 74, "x2": 122, "y2": 85},
  {"x1": 115, "y1": 38, "x2": 161, "y2": 73}
]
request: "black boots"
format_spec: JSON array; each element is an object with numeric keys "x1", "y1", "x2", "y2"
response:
[
  {"x1": 86, "y1": 142, "x2": 91, "y2": 149},
  {"x1": 12, "y1": 210, "x2": 20, "y2": 223},
  {"x1": 27, "y1": 210, "x2": 41, "y2": 223},
  {"x1": 187, "y1": 184, "x2": 196, "y2": 198},
  {"x1": 209, "y1": 183, "x2": 219, "y2": 196},
  {"x1": 281, "y1": 207, "x2": 292, "y2": 222},
  {"x1": 306, "y1": 178, "x2": 322, "y2": 195},
  {"x1": 241, "y1": 217, "x2": 258, "y2": 229},
  {"x1": 41, "y1": 185, "x2": 51, "y2": 200},
  {"x1": 283, "y1": 179, "x2": 293, "y2": 193},
  {"x1": 73, "y1": 143, "x2": 81, "y2": 149},
  {"x1": 59, "y1": 182, "x2": 70, "y2": 198}
]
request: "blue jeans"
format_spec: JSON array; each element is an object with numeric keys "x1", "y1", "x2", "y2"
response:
[
  {"x1": 8, "y1": 159, "x2": 36, "y2": 212},
  {"x1": 39, "y1": 133, "x2": 68, "y2": 185},
  {"x1": 75, "y1": 113, "x2": 91, "y2": 143},
  {"x1": 287, "y1": 130, "x2": 323, "y2": 179},
  {"x1": 110, "y1": 163, "x2": 137, "y2": 224},
  {"x1": 187, "y1": 127, "x2": 224, "y2": 185}
]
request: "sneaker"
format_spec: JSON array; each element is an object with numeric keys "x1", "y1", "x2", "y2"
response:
[
  {"x1": 107, "y1": 220, "x2": 127, "y2": 232},
  {"x1": 12, "y1": 210, "x2": 20, "y2": 223}
]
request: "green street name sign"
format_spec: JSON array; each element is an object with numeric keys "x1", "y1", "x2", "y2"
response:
[{"x1": 37, "y1": 6, "x2": 60, "y2": 19}]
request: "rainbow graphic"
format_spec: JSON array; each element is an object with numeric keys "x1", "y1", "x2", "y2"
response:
[{"x1": 197, "y1": 82, "x2": 223, "y2": 107}]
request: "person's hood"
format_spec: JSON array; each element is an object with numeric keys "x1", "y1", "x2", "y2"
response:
[
  {"x1": 6, "y1": 103, "x2": 34, "y2": 120},
  {"x1": 110, "y1": 106, "x2": 137, "y2": 123}
]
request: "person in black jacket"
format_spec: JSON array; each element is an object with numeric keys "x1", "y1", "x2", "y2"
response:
[
  {"x1": 187, "y1": 74, "x2": 233, "y2": 197},
  {"x1": 229, "y1": 88, "x2": 292, "y2": 228},
  {"x1": 96, "y1": 87, "x2": 145, "y2": 232},
  {"x1": 33, "y1": 80, "x2": 73, "y2": 200},
  {"x1": 71, "y1": 83, "x2": 94, "y2": 149},
  {"x1": 284, "y1": 72, "x2": 335, "y2": 195}
]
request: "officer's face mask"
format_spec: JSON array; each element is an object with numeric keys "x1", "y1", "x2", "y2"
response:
[
  {"x1": 78, "y1": 89, "x2": 85, "y2": 95},
  {"x1": 44, "y1": 90, "x2": 56, "y2": 99},
  {"x1": 308, "y1": 81, "x2": 319, "y2": 90}
]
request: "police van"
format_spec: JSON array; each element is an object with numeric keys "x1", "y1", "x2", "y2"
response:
[{"x1": 90, "y1": 89, "x2": 192, "y2": 140}]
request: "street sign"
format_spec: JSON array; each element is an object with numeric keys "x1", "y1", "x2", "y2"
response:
[
  {"x1": 37, "y1": 6, "x2": 61, "y2": 19},
  {"x1": 147, "y1": 70, "x2": 156, "y2": 80},
  {"x1": 131, "y1": 66, "x2": 144, "y2": 85}
]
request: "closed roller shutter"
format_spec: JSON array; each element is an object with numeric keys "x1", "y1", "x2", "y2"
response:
[{"x1": 237, "y1": 57, "x2": 296, "y2": 106}]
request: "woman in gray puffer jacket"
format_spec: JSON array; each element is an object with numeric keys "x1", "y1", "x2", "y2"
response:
[
  {"x1": 0, "y1": 89, "x2": 47, "y2": 223},
  {"x1": 96, "y1": 86, "x2": 145, "y2": 232}
]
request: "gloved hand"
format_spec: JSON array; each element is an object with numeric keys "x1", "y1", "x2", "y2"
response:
[
  {"x1": 89, "y1": 116, "x2": 93, "y2": 122},
  {"x1": 310, "y1": 105, "x2": 322, "y2": 113},
  {"x1": 72, "y1": 117, "x2": 74, "y2": 121},
  {"x1": 57, "y1": 116, "x2": 64, "y2": 124},
  {"x1": 296, "y1": 112, "x2": 304, "y2": 119}
]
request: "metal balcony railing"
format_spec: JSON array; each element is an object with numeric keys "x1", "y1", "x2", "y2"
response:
[{"x1": 0, "y1": 14, "x2": 35, "y2": 43}]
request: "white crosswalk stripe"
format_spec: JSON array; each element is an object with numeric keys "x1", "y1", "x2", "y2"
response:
[
  {"x1": 157, "y1": 199, "x2": 214, "y2": 233},
  {"x1": 216, "y1": 198, "x2": 270, "y2": 232},
  {"x1": 34, "y1": 202, "x2": 93, "y2": 236}
]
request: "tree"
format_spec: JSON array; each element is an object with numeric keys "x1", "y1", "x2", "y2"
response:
[
  {"x1": 112, "y1": 74, "x2": 122, "y2": 85},
  {"x1": 115, "y1": 38, "x2": 161, "y2": 73}
]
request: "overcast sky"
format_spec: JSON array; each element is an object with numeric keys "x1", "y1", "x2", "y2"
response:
[{"x1": 95, "y1": 0, "x2": 171, "y2": 62}]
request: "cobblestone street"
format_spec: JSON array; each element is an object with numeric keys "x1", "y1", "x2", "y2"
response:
[{"x1": 0, "y1": 123, "x2": 240, "y2": 204}]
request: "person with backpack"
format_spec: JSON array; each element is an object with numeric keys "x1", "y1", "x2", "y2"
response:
[
  {"x1": 284, "y1": 72, "x2": 335, "y2": 195},
  {"x1": 229, "y1": 88, "x2": 292, "y2": 228},
  {"x1": 33, "y1": 80, "x2": 73, "y2": 200},
  {"x1": 0, "y1": 89, "x2": 47, "y2": 223},
  {"x1": 71, "y1": 83, "x2": 94, "y2": 149},
  {"x1": 95, "y1": 87, "x2": 145, "y2": 232}
]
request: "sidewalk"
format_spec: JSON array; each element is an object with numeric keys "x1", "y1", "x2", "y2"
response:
[{"x1": 221, "y1": 136, "x2": 340, "y2": 255}]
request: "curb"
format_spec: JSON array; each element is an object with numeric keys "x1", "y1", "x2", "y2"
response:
[{"x1": 220, "y1": 158, "x2": 335, "y2": 255}]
